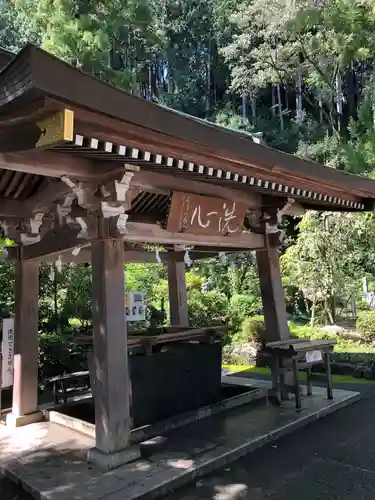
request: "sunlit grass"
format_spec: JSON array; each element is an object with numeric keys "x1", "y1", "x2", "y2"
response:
[
  {"x1": 222, "y1": 364, "x2": 375, "y2": 385},
  {"x1": 335, "y1": 344, "x2": 375, "y2": 353}
]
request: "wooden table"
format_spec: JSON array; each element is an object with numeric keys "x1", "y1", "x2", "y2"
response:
[{"x1": 263, "y1": 338, "x2": 336, "y2": 411}]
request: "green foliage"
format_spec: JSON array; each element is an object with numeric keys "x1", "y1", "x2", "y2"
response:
[
  {"x1": 222, "y1": 0, "x2": 375, "y2": 139},
  {"x1": 15, "y1": 0, "x2": 156, "y2": 90},
  {"x1": 38, "y1": 331, "x2": 86, "y2": 382},
  {"x1": 281, "y1": 211, "x2": 367, "y2": 325},
  {"x1": 126, "y1": 263, "x2": 165, "y2": 299},
  {"x1": 0, "y1": 262, "x2": 14, "y2": 317},
  {"x1": 356, "y1": 311, "x2": 375, "y2": 340},
  {"x1": 187, "y1": 290, "x2": 227, "y2": 328},
  {"x1": 228, "y1": 294, "x2": 262, "y2": 333},
  {"x1": 239, "y1": 315, "x2": 265, "y2": 344},
  {"x1": 193, "y1": 252, "x2": 260, "y2": 298},
  {"x1": 0, "y1": 0, "x2": 39, "y2": 51},
  {"x1": 289, "y1": 322, "x2": 331, "y2": 341}
]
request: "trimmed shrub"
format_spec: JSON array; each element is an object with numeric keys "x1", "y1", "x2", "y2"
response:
[
  {"x1": 289, "y1": 322, "x2": 331, "y2": 340},
  {"x1": 356, "y1": 311, "x2": 375, "y2": 341},
  {"x1": 228, "y1": 294, "x2": 262, "y2": 333},
  {"x1": 188, "y1": 290, "x2": 228, "y2": 328},
  {"x1": 38, "y1": 331, "x2": 86, "y2": 383},
  {"x1": 241, "y1": 315, "x2": 265, "y2": 343}
]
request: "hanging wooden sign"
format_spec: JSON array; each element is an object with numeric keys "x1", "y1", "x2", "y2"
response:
[
  {"x1": 125, "y1": 292, "x2": 146, "y2": 322},
  {"x1": 167, "y1": 192, "x2": 246, "y2": 236}
]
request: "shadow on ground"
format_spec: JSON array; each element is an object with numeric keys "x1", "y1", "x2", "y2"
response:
[
  {"x1": 166, "y1": 382, "x2": 375, "y2": 500},
  {"x1": 2, "y1": 381, "x2": 375, "y2": 500}
]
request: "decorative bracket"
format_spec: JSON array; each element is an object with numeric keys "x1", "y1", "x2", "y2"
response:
[
  {"x1": 116, "y1": 214, "x2": 129, "y2": 235},
  {"x1": 264, "y1": 198, "x2": 295, "y2": 245},
  {"x1": 101, "y1": 201, "x2": 125, "y2": 219},
  {"x1": 29, "y1": 213, "x2": 44, "y2": 234},
  {"x1": 115, "y1": 171, "x2": 135, "y2": 202},
  {"x1": 61, "y1": 176, "x2": 98, "y2": 211},
  {"x1": 20, "y1": 233, "x2": 41, "y2": 246},
  {"x1": 75, "y1": 217, "x2": 88, "y2": 238},
  {"x1": 56, "y1": 190, "x2": 76, "y2": 224},
  {"x1": 0, "y1": 221, "x2": 8, "y2": 237}
]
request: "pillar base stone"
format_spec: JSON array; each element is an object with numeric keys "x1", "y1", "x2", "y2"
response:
[
  {"x1": 87, "y1": 446, "x2": 141, "y2": 470},
  {"x1": 6, "y1": 411, "x2": 44, "y2": 428}
]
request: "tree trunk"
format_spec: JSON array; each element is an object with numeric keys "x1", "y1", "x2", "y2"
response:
[
  {"x1": 276, "y1": 83, "x2": 284, "y2": 131},
  {"x1": 310, "y1": 296, "x2": 316, "y2": 326},
  {"x1": 296, "y1": 72, "x2": 302, "y2": 127}
]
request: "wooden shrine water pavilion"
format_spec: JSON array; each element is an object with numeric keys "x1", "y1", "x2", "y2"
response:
[{"x1": 0, "y1": 44, "x2": 375, "y2": 470}]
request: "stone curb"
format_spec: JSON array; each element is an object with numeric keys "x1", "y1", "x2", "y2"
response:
[{"x1": 121, "y1": 391, "x2": 361, "y2": 500}]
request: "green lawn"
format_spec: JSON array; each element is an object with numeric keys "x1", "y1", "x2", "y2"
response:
[
  {"x1": 335, "y1": 344, "x2": 375, "y2": 353},
  {"x1": 222, "y1": 364, "x2": 375, "y2": 385}
]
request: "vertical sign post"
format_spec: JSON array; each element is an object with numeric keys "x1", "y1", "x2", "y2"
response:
[{"x1": 1, "y1": 318, "x2": 15, "y2": 388}]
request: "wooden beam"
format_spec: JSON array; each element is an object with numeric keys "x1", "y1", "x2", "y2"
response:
[
  {"x1": 74, "y1": 113, "x2": 295, "y2": 189},
  {"x1": 39, "y1": 247, "x2": 223, "y2": 264},
  {"x1": 167, "y1": 257, "x2": 189, "y2": 326},
  {"x1": 122, "y1": 222, "x2": 265, "y2": 249},
  {"x1": 72, "y1": 107, "x2": 371, "y2": 199},
  {"x1": 7, "y1": 220, "x2": 264, "y2": 261},
  {"x1": 35, "y1": 109, "x2": 74, "y2": 148},
  {"x1": 0, "y1": 199, "x2": 30, "y2": 218},
  {"x1": 26, "y1": 179, "x2": 72, "y2": 211},
  {"x1": 0, "y1": 151, "x2": 113, "y2": 180},
  {"x1": 7, "y1": 228, "x2": 87, "y2": 261},
  {"x1": 0, "y1": 109, "x2": 74, "y2": 153},
  {"x1": 130, "y1": 170, "x2": 261, "y2": 209}
]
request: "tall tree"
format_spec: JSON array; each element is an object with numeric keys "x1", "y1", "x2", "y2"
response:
[
  {"x1": 0, "y1": 0, "x2": 38, "y2": 51},
  {"x1": 221, "y1": 0, "x2": 375, "y2": 142},
  {"x1": 153, "y1": 0, "x2": 217, "y2": 116},
  {"x1": 15, "y1": 0, "x2": 157, "y2": 91}
]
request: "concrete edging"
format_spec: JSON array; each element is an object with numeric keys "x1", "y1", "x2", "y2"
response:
[{"x1": 45, "y1": 386, "x2": 266, "y2": 443}]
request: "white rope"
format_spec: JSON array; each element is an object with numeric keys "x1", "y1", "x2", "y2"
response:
[
  {"x1": 184, "y1": 250, "x2": 192, "y2": 267},
  {"x1": 155, "y1": 247, "x2": 162, "y2": 264}
]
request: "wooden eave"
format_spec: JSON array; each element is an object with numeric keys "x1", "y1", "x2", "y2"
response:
[{"x1": 0, "y1": 44, "x2": 374, "y2": 212}]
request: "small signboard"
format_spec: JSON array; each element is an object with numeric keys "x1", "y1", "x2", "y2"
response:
[
  {"x1": 125, "y1": 292, "x2": 146, "y2": 322},
  {"x1": 167, "y1": 192, "x2": 247, "y2": 236},
  {"x1": 306, "y1": 350, "x2": 322, "y2": 363},
  {"x1": 1, "y1": 318, "x2": 15, "y2": 388}
]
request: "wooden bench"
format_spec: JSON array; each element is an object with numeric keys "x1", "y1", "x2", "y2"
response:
[
  {"x1": 49, "y1": 371, "x2": 91, "y2": 405},
  {"x1": 263, "y1": 338, "x2": 336, "y2": 411}
]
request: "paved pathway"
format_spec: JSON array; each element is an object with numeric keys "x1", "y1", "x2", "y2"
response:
[
  {"x1": 2, "y1": 382, "x2": 375, "y2": 500},
  {"x1": 166, "y1": 383, "x2": 375, "y2": 500}
]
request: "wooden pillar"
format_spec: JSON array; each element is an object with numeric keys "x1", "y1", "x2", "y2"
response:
[
  {"x1": 167, "y1": 257, "x2": 189, "y2": 326},
  {"x1": 88, "y1": 238, "x2": 138, "y2": 469},
  {"x1": 7, "y1": 260, "x2": 42, "y2": 427},
  {"x1": 256, "y1": 247, "x2": 289, "y2": 341}
]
